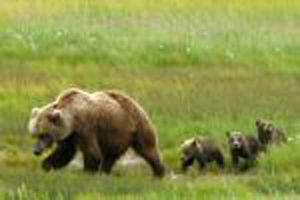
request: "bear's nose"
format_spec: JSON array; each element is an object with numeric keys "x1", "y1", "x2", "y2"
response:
[
  {"x1": 233, "y1": 143, "x2": 240, "y2": 148},
  {"x1": 32, "y1": 147, "x2": 42, "y2": 156}
]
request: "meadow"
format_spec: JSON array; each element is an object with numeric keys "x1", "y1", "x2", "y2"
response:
[{"x1": 0, "y1": 0, "x2": 300, "y2": 199}]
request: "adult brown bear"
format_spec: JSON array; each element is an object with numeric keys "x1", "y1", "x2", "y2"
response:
[{"x1": 28, "y1": 88, "x2": 165, "y2": 177}]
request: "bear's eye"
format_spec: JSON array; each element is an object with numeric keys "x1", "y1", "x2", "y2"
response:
[
  {"x1": 38, "y1": 134, "x2": 46, "y2": 140},
  {"x1": 184, "y1": 149, "x2": 190, "y2": 155},
  {"x1": 184, "y1": 149, "x2": 193, "y2": 156},
  {"x1": 39, "y1": 134, "x2": 53, "y2": 143}
]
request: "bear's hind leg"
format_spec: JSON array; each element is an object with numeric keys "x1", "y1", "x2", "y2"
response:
[
  {"x1": 42, "y1": 134, "x2": 77, "y2": 171},
  {"x1": 196, "y1": 158, "x2": 206, "y2": 170},
  {"x1": 140, "y1": 148, "x2": 165, "y2": 178},
  {"x1": 101, "y1": 155, "x2": 120, "y2": 174},
  {"x1": 214, "y1": 151, "x2": 225, "y2": 169},
  {"x1": 132, "y1": 140, "x2": 165, "y2": 178}
]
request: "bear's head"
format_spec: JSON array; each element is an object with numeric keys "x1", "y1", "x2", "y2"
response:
[
  {"x1": 180, "y1": 137, "x2": 204, "y2": 169},
  {"x1": 256, "y1": 119, "x2": 268, "y2": 132},
  {"x1": 28, "y1": 103, "x2": 73, "y2": 156},
  {"x1": 256, "y1": 119, "x2": 274, "y2": 144},
  {"x1": 226, "y1": 131, "x2": 246, "y2": 151}
]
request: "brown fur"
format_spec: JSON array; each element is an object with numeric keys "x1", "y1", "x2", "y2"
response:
[
  {"x1": 256, "y1": 119, "x2": 287, "y2": 147},
  {"x1": 226, "y1": 131, "x2": 263, "y2": 170},
  {"x1": 29, "y1": 88, "x2": 165, "y2": 177},
  {"x1": 180, "y1": 136, "x2": 225, "y2": 172}
]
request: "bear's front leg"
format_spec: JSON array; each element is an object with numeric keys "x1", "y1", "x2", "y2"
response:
[
  {"x1": 42, "y1": 134, "x2": 77, "y2": 171},
  {"x1": 181, "y1": 157, "x2": 195, "y2": 173},
  {"x1": 196, "y1": 157, "x2": 206, "y2": 171},
  {"x1": 242, "y1": 155, "x2": 257, "y2": 171},
  {"x1": 231, "y1": 155, "x2": 239, "y2": 168},
  {"x1": 214, "y1": 151, "x2": 225, "y2": 169}
]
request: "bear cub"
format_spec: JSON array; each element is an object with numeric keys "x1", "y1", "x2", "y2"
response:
[
  {"x1": 226, "y1": 131, "x2": 263, "y2": 170},
  {"x1": 180, "y1": 136, "x2": 225, "y2": 172},
  {"x1": 256, "y1": 119, "x2": 287, "y2": 147}
]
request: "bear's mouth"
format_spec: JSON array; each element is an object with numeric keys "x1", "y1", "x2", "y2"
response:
[
  {"x1": 181, "y1": 156, "x2": 194, "y2": 167},
  {"x1": 32, "y1": 134, "x2": 54, "y2": 156},
  {"x1": 231, "y1": 146, "x2": 244, "y2": 153}
]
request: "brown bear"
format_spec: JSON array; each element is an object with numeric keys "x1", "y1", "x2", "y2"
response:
[
  {"x1": 180, "y1": 136, "x2": 225, "y2": 172},
  {"x1": 28, "y1": 88, "x2": 165, "y2": 177},
  {"x1": 226, "y1": 131, "x2": 263, "y2": 170},
  {"x1": 256, "y1": 119, "x2": 287, "y2": 147}
]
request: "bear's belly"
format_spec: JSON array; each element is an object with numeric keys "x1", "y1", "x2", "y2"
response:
[{"x1": 96, "y1": 129, "x2": 133, "y2": 156}]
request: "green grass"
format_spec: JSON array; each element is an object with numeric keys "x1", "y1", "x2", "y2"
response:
[{"x1": 1, "y1": 0, "x2": 300, "y2": 199}]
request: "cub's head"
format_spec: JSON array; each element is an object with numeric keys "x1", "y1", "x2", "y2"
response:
[
  {"x1": 256, "y1": 119, "x2": 269, "y2": 132},
  {"x1": 180, "y1": 137, "x2": 203, "y2": 169},
  {"x1": 28, "y1": 103, "x2": 72, "y2": 156},
  {"x1": 256, "y1": 119, "x2": 274, "y2": 142},
  {"x1": 226, "y1": 131, "x2": 246, "y2": 150}
]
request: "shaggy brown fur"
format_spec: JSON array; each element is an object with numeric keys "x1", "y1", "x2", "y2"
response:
[
  {"x1": 256, "y1": 119, "x2": 287, "y2": 147},
  {"x1": 29, "y1": 88, "x2": 165, "y2": 177},
  {"x1": 180, "y1": 136, "x2": 225, "y2": 172},
  {"x1": 226, "y1": 131, "x2": 263, "y2": 170}
]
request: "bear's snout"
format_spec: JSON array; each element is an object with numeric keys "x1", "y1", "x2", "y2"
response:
[
  {"x1": 233, "y1": 143, "x2": 240, "y2": 148},
  {"x1": 32, "y1": 145, "x2": 42, "y2": 156},
  {"x1": 32, "y1": 134, "x2": 53, "y2": 156}
]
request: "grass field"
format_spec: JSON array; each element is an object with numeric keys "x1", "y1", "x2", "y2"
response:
[{"x1": 1, "y1": 0, "x2": 300, "y2": 199}]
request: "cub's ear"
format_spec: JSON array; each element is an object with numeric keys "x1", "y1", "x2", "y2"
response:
[
  {"x1": 31, "y1": 107, "x2": 40, "y2": 118},
  {"x1": 256, "y1": 119, "x2": 261, "y2": 126},
  {"x1": 193, "y1": 139, "x2": 203, "y2": 152},
  {"x1": 191, "y1": 138, "x2": 200, "y2": 148},
  {"x1": 191, "y1": 139, "x2": 197, "y2": 146},
  {"x1": 192, "y1": 138, "x2": 200, "y2": 145},
  {"x1": 267, "y1": 124, "x2": 274, "y2": 132},
  {"x1": 226, "y1": 131, "x2": 231, "y2": 138},
  {"x1": 47, "y1": 109, "x2": 62, "y2": 124}
]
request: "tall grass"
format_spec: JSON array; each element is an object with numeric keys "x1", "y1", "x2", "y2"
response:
[
  {"x1": 0, "y1": 0, "x2": 299, "y2": 68},
  {"x1": 0, "y1": 0, "x2": 300, "y2": 199}
]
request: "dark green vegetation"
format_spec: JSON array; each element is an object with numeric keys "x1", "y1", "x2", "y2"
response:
[{"x1": 0, "y1": 0, "x2": 300, "y2": 199}]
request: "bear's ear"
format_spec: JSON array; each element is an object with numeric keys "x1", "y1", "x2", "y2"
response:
[
  {"x1": 47, "y1": 109, "x2": 62, "y2": 124},
  {"x1": 193, "y1": 137, "x2": 200, "y2": 144},
  {"x1": 191, "y1": 139, "x2": 198, "y2": 146},
  {"x1": 192, "y1": 138, "x2": 201, "y2": 146},
  {"x1": 226, "y1": 131, "x2": 231, "y2": 138},
  {"x1": 256, "y1": 119, "x2": 261, "y2": 126},
  {"x1": 267, "y1": 124, "x2": 274, "y2": 132},
  {"x1": 31, "y1": 107, "x2": 40, "y2": 118},
  {"x1": 193, "y1": 139, "x2": 203, "y2": 152}
]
